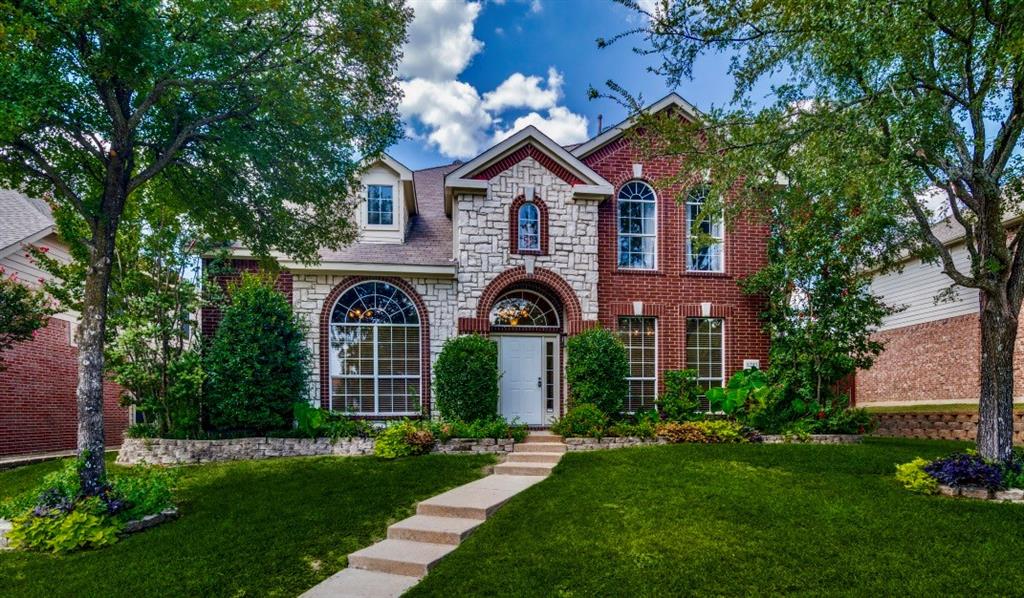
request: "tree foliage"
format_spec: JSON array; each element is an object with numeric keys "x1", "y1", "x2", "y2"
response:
[
  {"x1": 606, "y1": 0, "x2": 1024, "y2": 460},
  {"x1": 0, "y1": 0, "x2": 410, "y2": 491},
  {"x1": 0, "y1": 269, "x2": 54, "y2": 370},
  {"x1": 434, "y1": 335, "x2": 500, "y2": 422}
]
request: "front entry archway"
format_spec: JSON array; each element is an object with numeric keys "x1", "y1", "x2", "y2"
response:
[{"x1": 488, "y1": 286, "x2": 562, "y2": 426}]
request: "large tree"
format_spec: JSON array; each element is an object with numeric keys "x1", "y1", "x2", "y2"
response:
[
  {"x1": 0, "y1": 0, "x2": 410, "y2": 492},
  {"x1": 608, "y1": 0, "x2": 1024, "y2": 460}
]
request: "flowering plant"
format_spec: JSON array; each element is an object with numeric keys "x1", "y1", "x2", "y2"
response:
[{"x1": 924, "y1": 453, "x2": 1004, "y2": 489}]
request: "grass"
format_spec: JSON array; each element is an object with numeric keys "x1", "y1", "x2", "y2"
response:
[
  {"x1": 0, "y1": 452, "x2": 494, "y2": 597},
  {"x1": 864, "y1": 403, "x2": 1024, "y2": 413},
  {"x1": 409, "y1": 438, "x2": 1024, "y2": 597}
]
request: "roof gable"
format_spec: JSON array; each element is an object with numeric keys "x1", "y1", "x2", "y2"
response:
[
  {"x1": 571, "y1": 92, "x2": 701, "y2": 159},
  {"x1": 444, "y1": 125, "x2": 613, "y2": 214}
]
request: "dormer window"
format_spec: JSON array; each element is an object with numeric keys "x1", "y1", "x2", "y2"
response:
[
  {"x1": 367, "y1": 184, "x2": 394, "y2": 226},
  {"x1": 517, "y1": 203, "x2": 540, "y2": 251}
]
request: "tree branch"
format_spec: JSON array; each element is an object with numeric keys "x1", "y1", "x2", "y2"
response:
[{"x1": 902, "y1": 184, "x2": 985, "y2": 290}]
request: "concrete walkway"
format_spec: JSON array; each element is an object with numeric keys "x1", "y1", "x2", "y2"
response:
[{"x1": 301, "y1": 431, "x2": 566, "y2": 598}]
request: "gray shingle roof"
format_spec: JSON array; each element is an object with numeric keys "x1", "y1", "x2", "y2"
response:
[
  {"x1": 0, "y1": 189, "x2": 54, "y2": 254},
  {"x1": 315, "y1": 162, "x2": 459, "y2": 267}
]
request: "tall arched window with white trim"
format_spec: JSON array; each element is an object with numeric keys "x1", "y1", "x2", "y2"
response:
[
  {"x1": 517, "y1": 203, "x2": 540, "y2": 252},
  {"x1": 329, "y1": 281, "x2": 421, "y2": 415},
  {"x1": 617, "y1": 181, "x2": 657, "y2": 269},
  {"x1": 686, "y1": 185, "x2": 724, "y2": 272}
]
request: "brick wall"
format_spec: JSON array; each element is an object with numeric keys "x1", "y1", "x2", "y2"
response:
[
  {"x1": 0, "y1": 317, "x2": 127, "y2": 456},
  {"x1": 873, "y1": 411, "x2": 1024, "y2": 444},
  {"x1": 857, "y1": 314, "x2": 981, "y2": 404},
  {"x1": 200, "y1": 258, "x2": 294, "y2": 339},
  {"x1": 582, "y1": 136, "x2": 771, "y2": 392}
]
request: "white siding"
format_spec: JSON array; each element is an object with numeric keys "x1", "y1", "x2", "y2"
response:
[
  {"x1": 0, "y1": 232, "x2": 71, "y2": 290},
  {"x1": 870, "y1": 243, "x2": 980, "y2": 330}
]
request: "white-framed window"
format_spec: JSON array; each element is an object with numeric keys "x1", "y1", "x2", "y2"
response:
[
  {"x1": 367, "y1": 184, "x2": 394, "y2": 226},
  {"x1": 517, "y1": 203, "x2": 540, "y2": 251},
  {"x1": 617, "y1": 180, "x2": 657, "y2": 269},
  {"x1": 329, "y1": 281, "x2": 420, "y2": 415},
  {"x1": 617, "y1": 316, "x2": 657, "y2": 412},
  {"x1": 686, "y1": 185, "x2": 724, "y2": 272},
  {"x1": 686, "y1": 318, "x2": 724, "y2": 393},
  {"x1": 489, "y1": 289, "x2": 559, "y2": 328}
]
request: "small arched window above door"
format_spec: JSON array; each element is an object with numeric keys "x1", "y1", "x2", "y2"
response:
[
  {"x1": 517, "y1": 203, "x2": 540, "y2": 252},
  {"x1": 489, "y1": 289, "x2": 560, "y2": 328}
]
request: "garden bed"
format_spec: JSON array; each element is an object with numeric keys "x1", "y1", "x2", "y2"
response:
[
  {"x1": 117, "y1": 436, "x2": 515, "y2": 466},
  {"x1": 0, "y1": 506, "x2": 183, "y2": 549}
]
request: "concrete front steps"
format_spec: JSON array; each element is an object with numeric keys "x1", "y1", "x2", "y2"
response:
[{"x1": 300, "y1": 431, "x2": 566, "y2": 597}]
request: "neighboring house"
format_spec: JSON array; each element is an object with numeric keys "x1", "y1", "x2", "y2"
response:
[
  {"x1": 0, "y1": 190, "x2": 127, "y2": 456},
  {"x1": 204, "y1": 93, "x2": 770, "y2": 425},
  {"x1": 859, "y1": 217, "x2": 1024, "y2": 406}
]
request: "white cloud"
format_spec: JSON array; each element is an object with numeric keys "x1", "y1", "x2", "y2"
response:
[
  {"x1": 482, "y1": 68, "x2": 563, "y2": 112},
  {"x1": 493, "y1": 106, "x2": 589, "y2": 145},
  {"x1": 400, "y1": 0, "x2": 483, "y2": 81},
  {"x1": 399, "y1": 1, "x2": 590, "y2": 159}
]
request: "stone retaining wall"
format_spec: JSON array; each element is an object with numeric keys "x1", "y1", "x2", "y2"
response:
[
  {"x1": 564, "y1": 437, "x2": 668, "y2": 451},
  {"x1": 872, "y1": 412, "x2": 1024, "y2": 443},
  {"x1": 760, "y1": 434, "x2": 863, "y2": 444},
  {"x1": 117, "y1": 436, "x2": 516, "y2": 466}
]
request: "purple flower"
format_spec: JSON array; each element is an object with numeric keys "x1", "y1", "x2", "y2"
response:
[{"x1": 924, "y1": 453, "x2": 1003, "y2": 489}]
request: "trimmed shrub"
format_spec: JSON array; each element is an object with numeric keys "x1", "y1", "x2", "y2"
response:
[
  {"x1": 895, "y1": 458, "x2": 940, "y2": 495},
  {"x1": 432, "y1": 417, "x2": 528, "y2": 442},
  {"x1": 565, "y1": 327, "x2": 629, "y2": 415},
  {"x1": 434, "y1": 335, "x2": 499, "y2": 422},
  {"x1": 658, "y1": 369, "x2": 702, "y2": 422},
  {"x1": 551, "y1": 403, "x2": 607, "y2": 438},
  {"x1": 656, "y1": 420, "x2": 752, "y2": 444},
  {"x1": 205, "y1": 273, "x2": 310, "y2": 433},
  {"x1": 375, "y1": 420, "x2": 435, "y2": 458}
]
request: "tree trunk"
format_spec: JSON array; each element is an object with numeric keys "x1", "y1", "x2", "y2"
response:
[
  {"x1": 76, "y1": 221, "x2": 117, "y2": 495},
  {"x1": 977, "y1": 299, "x2": 1018, "y2": 462}
]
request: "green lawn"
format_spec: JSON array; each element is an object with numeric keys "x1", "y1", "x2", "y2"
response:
[
  {"x1": 409, "y1": 438, "x2": 1024, "y2": 597},
  {"x1": 864, "y1": 403, "x2": 1024, "y2": 413},
  {"x1": 0, "y1": 453, "x2": 494, "y2": 597}
]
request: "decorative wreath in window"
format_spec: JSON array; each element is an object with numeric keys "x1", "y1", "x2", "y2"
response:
[{"x1": 489, "y1": 289, "x2": 559, "y2": 328}]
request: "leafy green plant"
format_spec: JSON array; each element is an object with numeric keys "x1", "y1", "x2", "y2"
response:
[
  {"x1": 8, "y1": 508, "x2": 120, "y2": 553},
  {"x1": 565, "y1": 328, "x2": 629, "y2": 415},
  {"x1": 895, "y1": 458, "x2": 940, "y2": 495},
  {"x1": 656, "y1": 420, "x2": 751, "y2": 444},
  {"x1": 551, "y1": 404, "x2": 608, "y2": 438},
  {"x1": 291, "y1": 403, "x2": 377, "y2": 440},
  {"x1": 706, "y1": 369, "x2": 771, "y2": 417},
  {"x1": 0, "y1": 267, "x2": 54, "y2": 371},
  {"x1": 434, "y1": 335, "x2": 500, "y2": 422},
  {"x1": 374, "y1": 420, "x2": 435, "y2": 458},
  {"x1": 607, "y1": 420, "x2": 657, "y2": 439},
  {"x1": 108, "y1": 467, "x2": 175, "y2": 521},
  {"x1": 432, "y1": 417, "x2": 528, "y2": 442},
  {"x1": 657, "y1": 369, "x2": 702, "y2": 422},
  {"x1": 205, "y1": 273, "x2": 310, "y2": 433}
]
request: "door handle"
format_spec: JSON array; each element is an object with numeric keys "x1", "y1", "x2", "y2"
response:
[{"x1": 537, "y1": 376, "x2": 542, "y2": 388}]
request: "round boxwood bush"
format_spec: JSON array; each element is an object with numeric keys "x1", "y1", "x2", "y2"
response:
[
  {"x1": 434, "y1": 334, "x2": 499, "y2": 422},
  {"x1": 551, "y1": 403, "x2": 607, "y2": 438},
  {"x1": 205, "y1": 273, "x2": 310, "y2": 432},
  {"x1": 565, "y1": 327, "x2": 628, "y2": 415}
]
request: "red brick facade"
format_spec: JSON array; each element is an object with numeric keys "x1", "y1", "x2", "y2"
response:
[
  {"x1": 0, "y1": 317, "x2": 127, "y2": 456},
  {"x1": 471, "y1": 142, "x2": 584, "y2": 185},
  {"x1": 200, "y1": 258, "x2": 294, "y2": 339},
  {"x1": 857, "y1": 314, "x2": 981, "y2": 405},
  {"x1": 581, "y1": 136, "x2": 770, "y2": 393}
]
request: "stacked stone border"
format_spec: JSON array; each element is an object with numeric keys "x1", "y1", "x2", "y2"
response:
[
  {"x1": 937, "y1": 485, "x2": 1024, "y2": 503},
  {"x1": 563, "y1": 434, "x2": 861, "y2": 451},
  {"x1": 872, "y1": 412, "x2": 1024, "y2": 444},
  {"x1": 116, "y1": 437, "x2": 514, "y2": 466}
]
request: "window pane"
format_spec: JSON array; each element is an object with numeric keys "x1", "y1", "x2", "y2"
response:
[
  {"x1": 686, "y1": 318, "x2": 724, "y2": 396},
  {"x1": 617, "y1": 181, "x2": 656, "y2": 269},
  {"x1": 367, "y1": 185, "x2": 394, "y2": 226},
  {"x1": 616, "y1": 317, "x2": 657, "y2": 412}
]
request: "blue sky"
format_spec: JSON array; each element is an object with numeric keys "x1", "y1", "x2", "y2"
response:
[{"x1": 391, "y1": 0, "x2": 747, "y2": 170}]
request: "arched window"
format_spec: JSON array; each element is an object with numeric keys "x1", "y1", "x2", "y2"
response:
[
  {"x1": 329, "y1": 281, "x2": 421, "y2": 415},
  {"x1": 686, "y1": 185, "x2": 724, "y2": 272},
  {"x1": 489, "y1": 289, "x2": 559, "y2": 328},
  {"x1": 517, "y1": 203, "x2": 540, "y2": 251},
  {"x1": 617, "y1": 181, "x2": 657, "y2": 269}
]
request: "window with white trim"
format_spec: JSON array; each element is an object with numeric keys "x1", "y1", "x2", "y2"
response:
[
  {"x1": 617, "y1": 316, "x2": 657, "y2": 412},
  {"x1": 617, "y1": 181, "x2": 657, "y2": 269},
  {"x1": 367, "y1": 184, "x2": 394, "y2": 226},
  {"x1": 517, "y1": 203, "x2": 540, "y2": 251},
  {"x1": 329, "y1": 281, "x2": 420, "y2": 414},
  {"x1": 489, "y1": 289, "x2": 559, "y2": 328},
  {"x1": 686, "y1": 185, "x2": 724, "y2": 272},
  {"x1": 686, "y1": 318, "x2": 724, "y2": 394}
]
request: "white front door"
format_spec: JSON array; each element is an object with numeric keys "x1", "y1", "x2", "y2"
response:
[{"x1": 498, "y1": 336, "x2": 544, "y2": 425}]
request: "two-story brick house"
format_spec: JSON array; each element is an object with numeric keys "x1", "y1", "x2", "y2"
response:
[{"x1": 205, "y1": 93, "x2": 770, "y2": 426}]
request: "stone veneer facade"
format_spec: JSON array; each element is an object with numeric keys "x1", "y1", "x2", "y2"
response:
[{"x1": 454, "y1": 156, "x2": 600, "y2": 324}]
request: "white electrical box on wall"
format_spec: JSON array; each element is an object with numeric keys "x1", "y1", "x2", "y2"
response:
[{"x1": 743, "y1": 359, "x2": 761, "y2": 370}]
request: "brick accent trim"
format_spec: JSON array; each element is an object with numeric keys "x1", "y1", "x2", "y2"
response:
[
  {"x1": 508, "y1": 195, "x2": 549, "y2": 255},
  {"x1": 474, "y1": 267, "x2": 587, "y2": 335},
  {"x1": 471, "y1": 143, "x2": 584, "y2": 185},
  {"x1": 318, "y1": 277, "x2": 432, "y2": 417}
]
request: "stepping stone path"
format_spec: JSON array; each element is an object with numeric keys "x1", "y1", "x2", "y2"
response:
[{"x1": 301, "y1": 431, "x2": 565, "y2": 598}]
